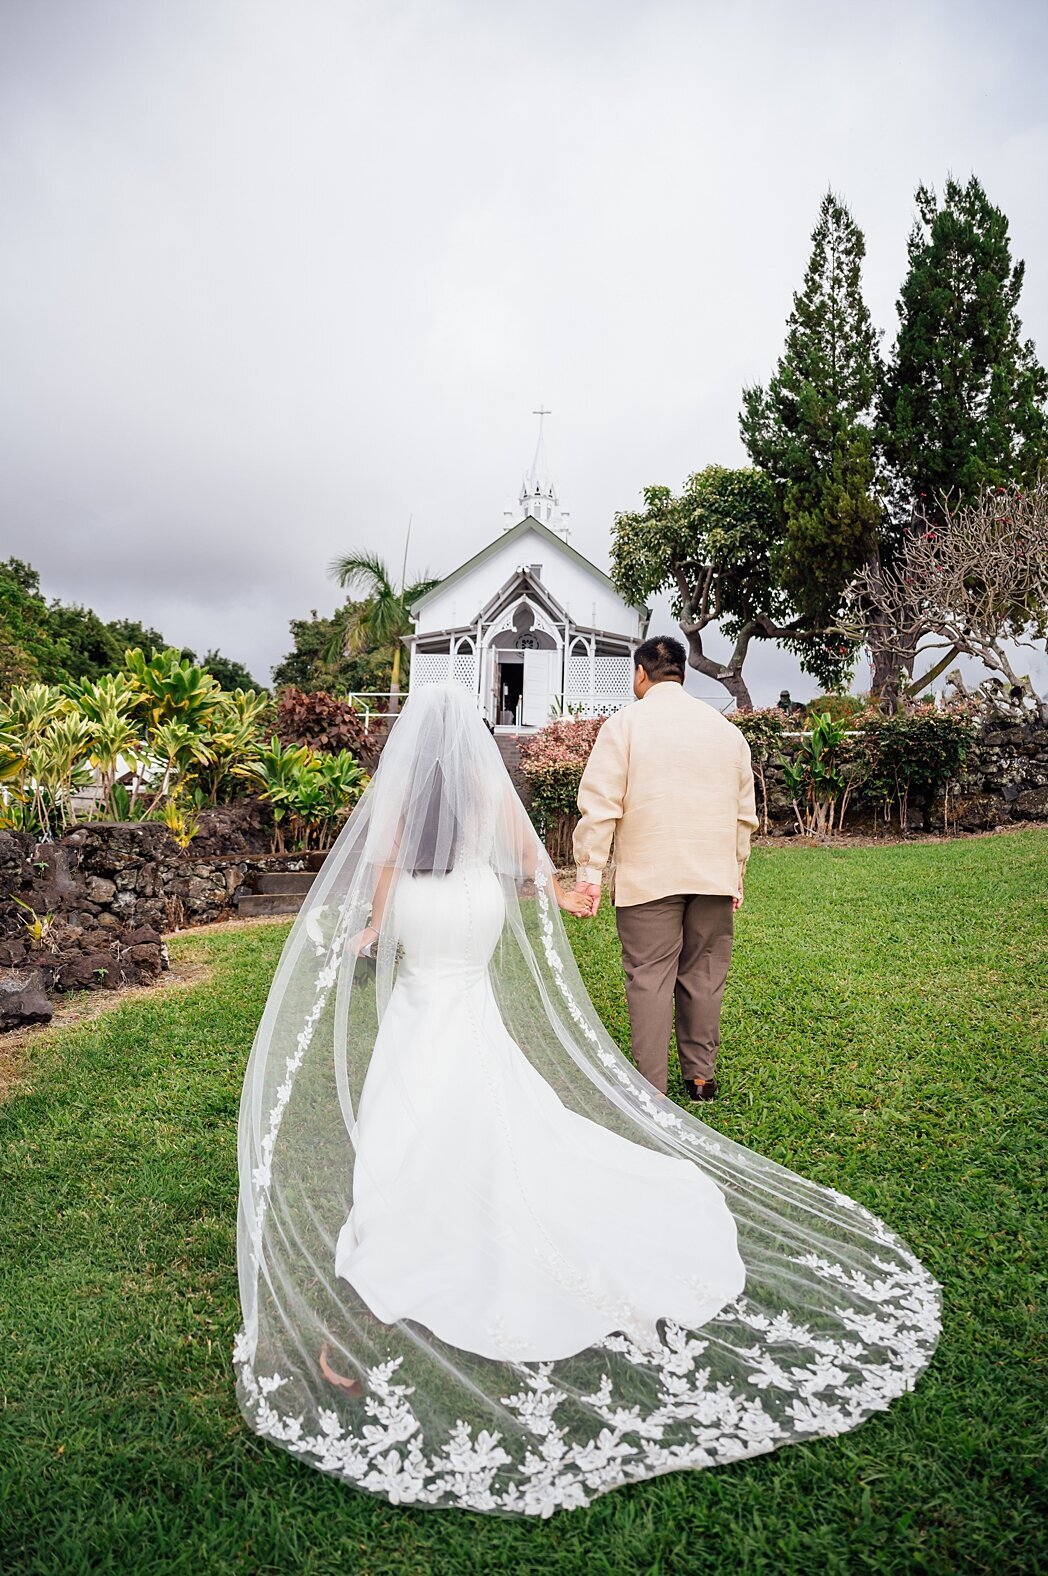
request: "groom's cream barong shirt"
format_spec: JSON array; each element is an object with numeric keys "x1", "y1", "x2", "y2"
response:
[{"x1": 573, "y1": 681, "x2": 759, "y2": 907}]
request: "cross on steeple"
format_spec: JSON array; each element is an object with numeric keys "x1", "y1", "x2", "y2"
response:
[{"x1": 519, "y1": 405, "x2": 564, "y2": 531}]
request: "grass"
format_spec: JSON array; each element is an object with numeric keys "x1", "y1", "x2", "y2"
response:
[{"x1": 1, "y1": 831, "x2": 1046, "y2": 1575}]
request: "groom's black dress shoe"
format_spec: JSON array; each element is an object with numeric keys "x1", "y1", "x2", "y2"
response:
[{"x1": 684, "y1": 1078, "x2": 718, "y2": 1102}]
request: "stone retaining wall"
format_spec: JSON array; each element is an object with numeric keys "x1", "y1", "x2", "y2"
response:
[
  {"x1": 0, "y1": 821, "x2": 314, "y2": 1028},
  {"x1": 948, "y1": 717, "x2": 1048, "y2": 828},
  {"x1": 755, "y1": 714, "x2": 1048, "y2": 833}
]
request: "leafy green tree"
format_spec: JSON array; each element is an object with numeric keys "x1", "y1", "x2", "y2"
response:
[
  {"x1": 0, "y1": 560, "x2": 59, "y2": 685},
  {"x1": 741, "y1": 192, "x2": 883, "y2": 632},
  {"x1": 272, "y1": 602, "x2": 389, "y2": 694},
  {"x1": 0, "y1": 563, "x2": 178, "y2": 692},
  {"x1": 106, "y1": 616, "x2": 167, "y2": 653},
  {"x1": 0, "y1": 619, "x2": 41, "y2": 690},
  {"x1": 881, "y1": 175, "x2": 1048, "y2": 525},
  {"x1": 46, "y1": 604, "x2": 123, "y2": 682},
  {"x1": 610, "y1": 466, "x2": 849, "y2": 711},
  {"x1": 328, "y1": 553, "x2": 440, "y2": 712},
  {"x1": 194, "y1": 649, "x2": 260, "y2": 693}
]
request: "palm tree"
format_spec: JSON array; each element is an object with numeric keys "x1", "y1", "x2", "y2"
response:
[{"x1": 328, "y1": 549, "x2": 440, "y2": 714}]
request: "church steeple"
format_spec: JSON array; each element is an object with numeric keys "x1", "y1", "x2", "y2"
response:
[{"x1": 516, "y1": 407, "x2": 569, "y2": 539}]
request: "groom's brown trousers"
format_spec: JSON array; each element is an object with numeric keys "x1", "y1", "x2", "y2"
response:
[{"x1": 615, "y1": 893, "x2": 734, "y2": 1093}]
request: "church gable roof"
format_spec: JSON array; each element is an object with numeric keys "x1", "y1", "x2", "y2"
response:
[
  {"x1": 409, "y1": 515, "x2": 631, "y2": 616},
  {"x1": 475, "y1": 564, "x2": 568, "y2": 626}
]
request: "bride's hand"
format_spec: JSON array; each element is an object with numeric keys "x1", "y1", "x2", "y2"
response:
[
  {"x1": 346, "y1": 925, "x2": 378, "y2": 956},
  {"x1": 555, "y1": 881, "x2": 593, "y2": 918}
]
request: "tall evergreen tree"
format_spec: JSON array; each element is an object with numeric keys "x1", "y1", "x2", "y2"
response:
[
  {"x1": 741, "y1": 192, "x2": 883, "y2": 641},
  {"x1": 880, "y1": 175, "x2": 1048, "y2": 528}
]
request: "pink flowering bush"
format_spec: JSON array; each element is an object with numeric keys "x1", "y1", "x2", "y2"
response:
[
  {"x1": 518, "y1": 716, "x2": 606, "y2": 865},
  {"x1": 518, "y1": 716, "x2": 605, "y2": 775}
]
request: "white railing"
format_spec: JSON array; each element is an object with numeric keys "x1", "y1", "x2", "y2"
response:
[
  {"x1": 347, "y1": 689, "x2": 488, "y2": 731},
  {"x1": 351, "y1": 689, "x2": 743, "y2": 731},
  {"x1": 553, "y1": 697, "x2": 628, "y2": 721},
  {"x1": 345, "y1": 692, "x2": 413, "y2": 732}
]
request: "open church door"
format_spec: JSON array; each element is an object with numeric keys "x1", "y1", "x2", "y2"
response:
[
  {"x1": 521, "y1": 648, "x2": 557, "y2": 727},
  {"x1": 480, "y1": 645, "x2": 498, "y2": 725}
]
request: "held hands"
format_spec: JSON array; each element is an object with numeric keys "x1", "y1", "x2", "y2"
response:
[
  {"x1": 554, "y1": 878, "x2": 601, "y2": 918},
  {"x1": 554, "y1": 878, "x2": 598, "y2": 919},
  {"x1": 557, "y1": 885, "x2": 593, "y2": 918},
  {"x1": 576, "y1": 881, "x2": 602, "y2": 917}
]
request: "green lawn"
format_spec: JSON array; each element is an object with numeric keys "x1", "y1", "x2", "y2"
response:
[{"x1": 2, "y1": 833, "x2": 1045, "y2": 1575}]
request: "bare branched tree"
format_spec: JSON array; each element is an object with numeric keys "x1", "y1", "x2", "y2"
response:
[{"x1": 841, "y1": 478, "x2": 1048, "y2": 708}]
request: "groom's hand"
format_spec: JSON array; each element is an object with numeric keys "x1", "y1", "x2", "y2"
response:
[
  {"x1": 577, "y1": 881, "x2": 602, "y2": 917},
  {"x1": 733, "y1": 878, "x2": 744, "y2": 911}
]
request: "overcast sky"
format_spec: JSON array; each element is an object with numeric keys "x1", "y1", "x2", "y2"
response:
[{"x1": 1, "y1": 0, "x2": 1046, "y2": 701}]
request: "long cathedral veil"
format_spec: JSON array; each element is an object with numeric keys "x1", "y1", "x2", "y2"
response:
[{"x1": 234, "y1": 682, "x2": 940, "y2": 1517}]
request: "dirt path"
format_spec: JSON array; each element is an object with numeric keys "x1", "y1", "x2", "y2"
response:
[{"x1": 0, "y1": 954, "x2": 212, "y2": 1104}]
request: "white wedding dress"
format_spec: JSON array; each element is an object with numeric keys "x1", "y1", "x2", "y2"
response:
[
  {"x1": 334, "y1": 862, "x2": 745, "y2": 1362},
  {"x1": 235, "y1": 683, "x2": 940, "y2": 1517}
]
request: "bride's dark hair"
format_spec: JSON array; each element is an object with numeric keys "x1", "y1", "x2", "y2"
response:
[{"x1": 409, "y1": 760, "x2": 459, "y2": 875}]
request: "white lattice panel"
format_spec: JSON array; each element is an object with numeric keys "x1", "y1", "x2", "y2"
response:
[
  {"x1": 410, "y1": 653, "x2": 449, "y2": 687},
  {"x1": 453, "y1": 652, "x2": 476, "y2": 688},
  {"x1": 566, "y1": 655, "x2": 590, "y2": 696},
  {"x1": 594, "y1": 655, "x2": 632, "y2": 695}
]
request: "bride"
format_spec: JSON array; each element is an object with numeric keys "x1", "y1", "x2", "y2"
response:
[{"x1": 235, "y1": 683, "x2": 940, "y2": 1517}]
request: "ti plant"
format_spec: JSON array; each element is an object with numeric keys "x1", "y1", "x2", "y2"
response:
[
  {"x1": 236, "y1": 737, "x2": 367, "y2": 852},
  {"x1": 123, "y1": 647, "x2": 222, "y2": 731},
  {"x1": 162, "y1": 789, "x2": 202, "y2": 850},
  {"x1": 781, "y1": 711, "x2": 863, "y2": 837},
  {"x1": 11, "y1": 896, "x2": 57, "y2": 950}
]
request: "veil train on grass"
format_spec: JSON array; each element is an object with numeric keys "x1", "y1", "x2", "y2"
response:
[{"x1": 234, "y1": 682, "x2": 940, "y2": 1518}]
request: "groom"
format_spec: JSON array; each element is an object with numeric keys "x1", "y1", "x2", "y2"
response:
[{"x1": 574, "y1": 636, "x2": 758, "y2": 1101}]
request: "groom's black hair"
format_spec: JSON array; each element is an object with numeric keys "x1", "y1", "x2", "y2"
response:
[{"x1": 635, "y1": 636, "x2": 686, "y2": 683}]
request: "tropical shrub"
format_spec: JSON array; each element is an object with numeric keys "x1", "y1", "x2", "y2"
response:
[
  {"x1": 191, "y1": 687, "x2": 273, "y2": 806},
  {"x1": 0, "y1": 649, "x2": 334, "y2": 845},
  {"x1": 67, "y1": 673, "x2": 144, "y2": 819},
  {"x1": 236, "y1": 737, "x2": 368, "y2": 852},
  {"x1": 276, "y1": 687, "x2": 368, "y2": 756},
  {"x1": 0, "y1": 684, "x2": 92, "y2": 837},
  {"x1": 123, "y1": 647, "x2": 222, "y2": 730},
  {"x1": 780, "y1": 711, "x2": 867, "y2": 837},
  {"x1": 162, "y1": 790, "x2": 203, "y2": 851},
  {"x1": 855, "y1": 706, "x2": 976, "y2": 831}
]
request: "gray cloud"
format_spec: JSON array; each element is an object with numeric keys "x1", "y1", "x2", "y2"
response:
[{"x1": 1, "y1": 0, "x2": 1045, "y2": 696}]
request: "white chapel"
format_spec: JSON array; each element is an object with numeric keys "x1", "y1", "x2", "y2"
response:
[{"x1": 405, "y1": 419, "x2": 649, "y2": 729}]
